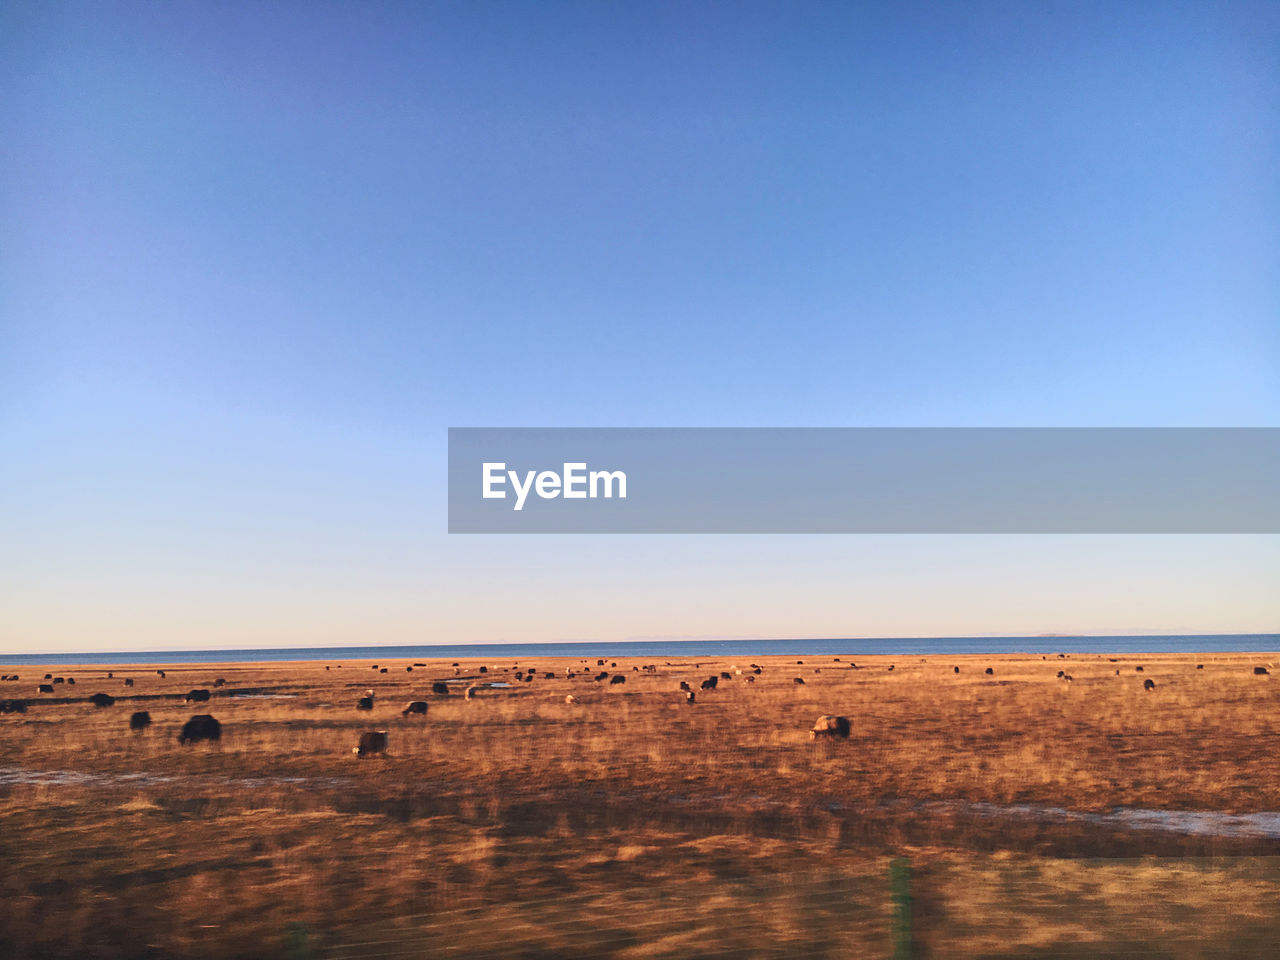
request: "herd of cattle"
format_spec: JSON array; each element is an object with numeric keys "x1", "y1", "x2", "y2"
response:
[{"x1": 0, "y1": 659, "x2": 1274, "y2": 754}]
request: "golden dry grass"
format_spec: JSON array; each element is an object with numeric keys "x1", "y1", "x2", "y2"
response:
[{"x1": 1, "y1": 651, "x2": 1278, "y2": 958}]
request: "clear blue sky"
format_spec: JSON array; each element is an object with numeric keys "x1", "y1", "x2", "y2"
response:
[{"x1": 2, "y1": 2, "x2": 1277, "y2": 652}]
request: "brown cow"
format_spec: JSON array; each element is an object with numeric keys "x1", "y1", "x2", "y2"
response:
[
  {"x1": 402, "y1": 701, "x2": 428, "y2": 716},
  {"x1": 354, "y1": 731, "x2": 388, "y2": 757},
  {"x1": 810, "y1": 715, "x2": 851, "y2": 739}
]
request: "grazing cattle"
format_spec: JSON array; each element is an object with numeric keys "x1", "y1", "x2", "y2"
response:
[
  {"x1": 157, "y1": 671, "x2": 165, "y2": 677},
  {"x1": 1063, "y1": 675, "x2": 1074, "y2": 682},
  {"x1": 356, "y1": 696, "x2": 374, "y2": 711},
  {"x1": 1143, "y1": 678, "x2": 1156, "y2": 691},
  {"x1": 0, "y1": 699, "x2": 28, "y2": 714},
  {"x1": 984, "y1": 668, "x2": 994, "y2": 676},
  {"x1": 213, "y1": 678, "x2": 226, "y2": 687},
  {"x1": 406, "y1": 667, "x2": 413, "y2": 672},
  {"x1": 129, "y1": 711, "x2": 151, "y2": 731},
  {"x1": 354, "y1": 731, "x2": 388, "y2": 758},
  {"x1": 887, "y1": 665, "x2": 894, "y2": 672},
  {"x1": 379, "y1": 668, "x2": 388, "y2": 674},
  {"x1": 565, "y1": 695, "x2": 579, "y2": 704},
  {"x1": 53, "y1": 678, "x2": 65, "y2": 684},
  {"x1": 45, "y1": 674, "x2": 53, "y2": 680},
  {"x1": 523, "y1": 675, "x2": 533, "y2": 683},
  {"x1": 465, "y1": 686, "x2": 480, "y2": 700},
  {"x1": 325, "y1": 666, "x2": 330, "y2": 671},
  {"x1": 67, "y1": 678, "x2": 75, "y2": 685},
  {"x1": 700, "y1": 677, "x2": 718, "y2": 691},
  {"x1": 432, "y1": 682, "x2": 450, "y2": 695},
  {"x1": 178, "y1": 715, "x2": 221, "y2": 745},
  {"x1": 679, "y1": 681, "x2": 691, "y2": 692},
  {"x1": 1135, "y1": 666, "x2": 1144, "y2": 672},
  {"x1": 544, "y1": 673, "x2": 555, "y2": 680},
  {"x1": 796, "y1": 661, "x2": 804, "y2": 665},
  {"x1": 37, "y1": 684, "x2": 54, "y2": 694},
  {"x1": 1115, "y1": 670, "x2": 1120, "y2": 675},
  {"x1": 954, "y1": 667, "x2": 960, "y2": 674},
  {"x1": 1254, "y1": 667, "x2": 1270, "y2": 676},
  {"x1": 107, "y1": 672, "x2": 113, "y2": 679},
  {"x1": 1057, "y1": 671, "x2": 1065, "y2": 678},
  {"x1": 793, "y1": 677, "x2": 806, "y2": 685},
  {"x1": 89, "y1": 692, "x2": 116, "y2": 708},
  {"x1": 595, "y1": 671, "x2": 609, "y2": 681},
  {"x1": 185, "y1": 689, "x2": 211, "y2": 703},
  {"x1": 479, "y1": 666, "x2": 488, "y2": 674},
  {"x1": 123, "y1": 678, "x2": 134, "y2": 687},
  {"x1": 810, "y1": 715, "x2": 851, "y2": 739},
  {"x1": 1197, "y1": 664, "x2": 1204, "y2": 670},
  {"x1": 611, "y1": 662, "x2": 617, "y2": 667},
  {"x1": 753, "y1": 667, "x2": 762, "y2": 674},
  {"x1": 632, "y1": 666, "x2": 639, "y2": 672},
  {"x1": 745, "y1": 675, "x2": 756, "y2": 683},
  {"x1": 402, "y1": 701, "x2": 429, "y2": 716},
  {"x1": 610, "y1": 675, "x2": 626, "y2": 685},
  {"x1": 720, "y1": 672, "x2": 732, "y2": 680},
  {"x1": 597, "y1": 660, "x2": 605, "y2": 666},
  {"x1": 685, "y1": 691, "x2": 696, "y2": 704}
]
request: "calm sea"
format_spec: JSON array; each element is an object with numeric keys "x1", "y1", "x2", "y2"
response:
[{"x1": 0, "y1": 634, "x2": 1276, "y2": 665}]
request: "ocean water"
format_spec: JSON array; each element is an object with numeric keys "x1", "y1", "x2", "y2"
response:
[{"x1": 0, "y1": 634, "x2": 1275, "y2": 665}]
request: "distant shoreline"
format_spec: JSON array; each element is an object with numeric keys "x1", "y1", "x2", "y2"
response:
[{"x1": 2, "y1": 633, "x2": 1276, "y2": 665}]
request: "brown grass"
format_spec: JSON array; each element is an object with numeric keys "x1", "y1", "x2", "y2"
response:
[{"x1": 1, "y1": 651, "x2": 1278, "y2": 958}]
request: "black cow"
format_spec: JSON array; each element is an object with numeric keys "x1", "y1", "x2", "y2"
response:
[
  {"x1": 685, "y1": 691, "x2": 696, "y2": 704},
  {"x1": 432, "y1": 682, "x2": 450, "y2": 695},
  {"x1": 793, "y1": 677, "x2": 806, "y2": 685},
  {"x1": 888, "y1": 665, "x2": 895, "y2": 672},
  {"x1": 524, "y1": 675, "x2": 533, "y2": 682},
  {"x1": 679, "y1": 681, "x2": 691, "y2": 692},
  {"x1": 123, "y1": 678, "x2": 134, "y2": 687},
  {"x1": 157, "y1": 670, "x2": 165, "y2": 677},
  {"x1": 544, "y1": 673, "x2": 555, "y2": 680},
  {"x1": 720, "y1": 672, "x2": 732, "y2": 680},
  {"x1": 1135, "y1": 666, "x2": 1144, "y2": 672},
  {"x1": 479, "y1": 666, "x2": 488, "y2": 674},
  {"x1": 185, "y1": 689, "x2": 211, "y2": 703},
  {"x1": 379, "y1": 668, "x2": 388, "y2": 673},
  {"x1": 354, "y1": 731, "x2": 388, "y2": 757},
  {"x1": 45, "y1": 674, "x2": 53, "y2": 680},
  {"x1": 610, "y1": 675, "x2": 626, "y2": 685},
  {"x1": 406, "y1": 667, "x2": 413, "y2": 672},
  {"x1": 37, "y1": 684, "x2": 54, "y2": 694},
  {"x1": 1143, "y1": 678, "x2": 1156, "y2": 691},
  {"x1": 213, "y1": 678, "x2": 226, "y2": 687},
  {"x1": 810, "y1": 715, "x2": 851, "y2": 739},
  {"x1": 402, "y1": 701, "x2": 428, "y2": 716},
  {"x1": 597, "y1": 660, "x2": 605, "y2": 666},
  {"x1": 1255, "y1": 667, "x2": 1270, "y2": 676},
  {"x1": 984, "y1": 667, "x2": 994, "y2": 675},
  {"x1": 356, "y1": 696, "x2": 374, "y2": 710},
  {"x1": 1197, "y1": 664, "x2": 1204, "y2": 670},
  {"x1": 130, "y1": 711, "x2": 151, "y2": 731},
  {"x1": 89, "y1": 692, "x2": 116, "y2": 708},
  {"x1": 954, "y1": 666, "x2": 960, "y2": 674},
  {"x1": 67, "y1": 678, "x2": 75, "y2": 686},
  {"x1": 178, "y1": 715, "x2": 221, "y2": 744},
  {"x1": 1057, "y1": 671, "x2": 1065, "y2": 678},
  {"x1": 53, "y1": 677, "x2": 65, "y2": 684},
  {"x1": 595, "y1": 671, "x2": 609, "y2": 681},
  {"x1": 700, "y1": 677, "x2": 718, "y2": 691}
]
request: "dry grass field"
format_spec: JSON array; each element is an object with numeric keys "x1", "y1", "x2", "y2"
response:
[{"x1": 2, "y1": 651, "x2": 1279, "y2": 959}]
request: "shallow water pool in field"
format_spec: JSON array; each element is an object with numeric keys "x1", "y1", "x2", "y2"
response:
[
  {"x1": 0, "y1": 766, "x2": 350, "y2": 791},
  {"x1": 925, "y1": 800, "x2": 1280, "y2": 840}
]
